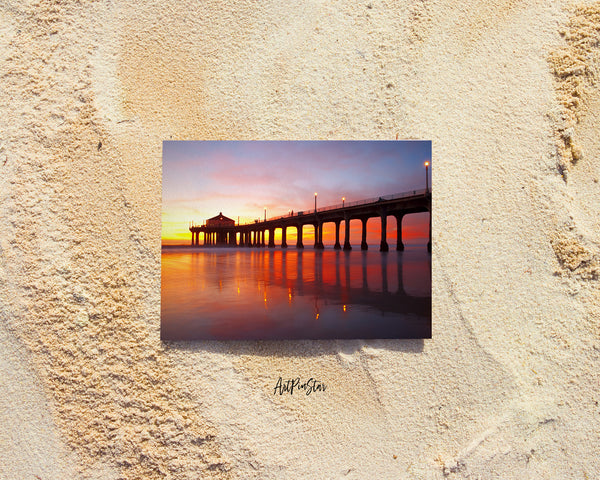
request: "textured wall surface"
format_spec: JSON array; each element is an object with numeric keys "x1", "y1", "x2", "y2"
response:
[{"x1": 1, "y1": 1, "x2": 599, "y2": 478}]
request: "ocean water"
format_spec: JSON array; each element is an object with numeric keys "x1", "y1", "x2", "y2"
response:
[{"x1": 161, "y1": 246, "x2": 431, "y2": 340}]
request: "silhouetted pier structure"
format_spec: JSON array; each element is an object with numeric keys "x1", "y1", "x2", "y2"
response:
[{"x1": 190, "y1": 189, "x2": 431, "y2": 252}]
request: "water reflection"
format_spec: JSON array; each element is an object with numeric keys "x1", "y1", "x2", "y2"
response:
[{"x1": 161, "y1": 248, "x2": 431, "y2": 340}]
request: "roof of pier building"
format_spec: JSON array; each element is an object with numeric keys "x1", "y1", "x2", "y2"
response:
[{"x1": 206, "y1": 212, "x2": 235, "y2": 227}]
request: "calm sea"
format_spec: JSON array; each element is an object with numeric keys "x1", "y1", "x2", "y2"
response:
[{"x1": 161, "y1": 246, "x2": 431, "y2": 340}]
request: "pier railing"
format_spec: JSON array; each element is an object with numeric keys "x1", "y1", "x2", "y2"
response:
[
  {"x1": 261, "y1": 188, "x2": 429, "y2": 223},
  {"x1": 191, "y1": 188, "x2": 430, "y2": 228}
]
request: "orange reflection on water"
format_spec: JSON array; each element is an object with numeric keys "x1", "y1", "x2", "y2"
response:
[{"x1": 161, "y1": 247, "x2": 431, "y2": 340}]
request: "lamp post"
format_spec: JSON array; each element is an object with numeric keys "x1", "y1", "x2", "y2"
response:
[
  {"x1": 424, "y1": 161, "x2": 430, "y2": 193},
  {"x1": 314, "y1": 192, "x2": 317, "y2": 213},
  {"x1": 342, "y1": 196, "x2": 345, "y2": 208},
  {"x1": 264, "y1": 207, "x2": 267, "y2": 222}
]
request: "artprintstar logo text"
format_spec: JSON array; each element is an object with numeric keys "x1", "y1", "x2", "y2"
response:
[{"x1": 273, "y1": 377, "x2": 326, "y2": 395}]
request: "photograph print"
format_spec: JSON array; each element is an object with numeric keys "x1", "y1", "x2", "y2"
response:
[{"x1": 161, "y1": 140, "x2": 431, "y2": 340}]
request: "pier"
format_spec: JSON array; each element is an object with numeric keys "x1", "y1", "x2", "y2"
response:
[{"x1": 190, "y1": 189, "x2": 432, "y2": 252}]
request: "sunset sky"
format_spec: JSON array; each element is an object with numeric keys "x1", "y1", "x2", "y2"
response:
[{"x1": 162, "y1": 141, "x2": 431, "y2": 246}]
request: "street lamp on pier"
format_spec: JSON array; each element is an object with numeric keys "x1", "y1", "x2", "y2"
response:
[
  {"x1": 424, "y1": 161, "x2": 430, "y2": 193},
  {"x1": 264, "y1": 207, "x2": 267, "y2": 222},
  {"x1": 314, "y1": 192, "x2": 317, "y2": 213},
  {"x1": 342, "y1": 196, "x2": 345, "y2": 208}
]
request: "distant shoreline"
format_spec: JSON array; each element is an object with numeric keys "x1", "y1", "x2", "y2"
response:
[{"x1": 161, "y1": 243, "x2": 428, "y2": 250}]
